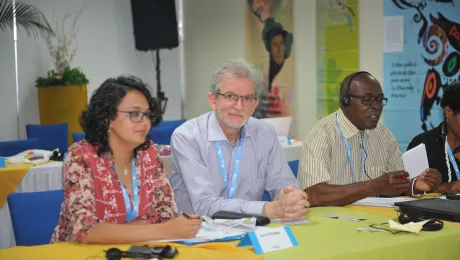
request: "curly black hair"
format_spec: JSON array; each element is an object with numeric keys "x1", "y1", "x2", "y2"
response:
[
  {"x1": 80, "y1": 76, "x2": 162, "y2": 156},
  {"x1": 440, "y1": 81, "x2": 460, "y2": 114}
]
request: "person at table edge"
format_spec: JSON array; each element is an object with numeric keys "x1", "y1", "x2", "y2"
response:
[
  {"x1": 51, "y1": 76, "x2": 201, "y2": 244},
  {"x1": 297, "y1": 71, "x2": 442, "y2": 207},
  {"x1": 408, "y1": 82, "x2": 460, "y2": 194},
  {"x1": 170, "y1": 59, "x2": 309, "y2": 219}
]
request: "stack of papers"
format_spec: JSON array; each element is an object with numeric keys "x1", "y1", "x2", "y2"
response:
[
  {"x1": 203, "y1": 216, "x2": 257, "y2": 232},
  {"x1": 352, "y1": 197, "x2": 415, "y2": 207},
  {"x1": 149, "y1": 217, "x2": 256, "y2": 245}
]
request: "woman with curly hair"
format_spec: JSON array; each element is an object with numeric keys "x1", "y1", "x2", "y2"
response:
[
  {"x1": 51, "y1": 76, "x2": 201, "y2": 244},
  {"x1": 408, "y1": 82, "x2": 460, "y2": 193}
]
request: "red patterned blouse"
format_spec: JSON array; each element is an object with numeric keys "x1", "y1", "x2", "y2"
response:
[{"x1": 50, "y1": 140, "x2": 178, "y2": 243}]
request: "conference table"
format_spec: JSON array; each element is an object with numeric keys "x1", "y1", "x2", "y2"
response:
[
  {"x1": 0, "y1": 162, "x2": 63, "y2": 249},
  {"x1": 0, "y1": 204, "x2": 459, "y2": 259},
  {"x1": 0, "y1": 144, "x2": 302, "y2": 249},
  {"x1": 0, "y1": 206, "x2": 460, "y2": 260}
]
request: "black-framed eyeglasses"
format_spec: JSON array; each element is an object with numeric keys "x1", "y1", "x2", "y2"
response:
[
  {"x1": 349, "y1": 95, "x2": 388, "y2": 107},
  {"x1": 216, "y1": 92, "x2": 257, "y2": 105},
  {"x1": 118, "y1": 111, "x2": 156, "y2": 122}
]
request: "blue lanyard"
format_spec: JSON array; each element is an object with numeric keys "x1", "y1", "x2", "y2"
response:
[
  {"x1": 216, "y1": 139, "x2": 244, "y2": 199},
  {"x1": 114, "y1": 157, "x2": 139, "y2": 222},
  {"x1": 336, "y1": 113, "x2": 367, "y2": 182},
  {"x1": 445, "y1": 139, "x2": 460, "y2": 180}
]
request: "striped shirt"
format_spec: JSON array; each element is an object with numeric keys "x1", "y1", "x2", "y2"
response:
[{"x1": 298, "y1": 109, "x2": 404, "y2": 189}]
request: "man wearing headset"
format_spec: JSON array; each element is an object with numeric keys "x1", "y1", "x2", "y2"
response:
[{"x1": 297, "y1": 71, "x2": 442, "y2": 207}]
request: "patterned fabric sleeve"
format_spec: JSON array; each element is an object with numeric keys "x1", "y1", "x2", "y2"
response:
[
  {"x1": 61, "y1": 146, "x2": 101, "y2": 242},
  {"x1": 141, "y1": 149, "x2": 178, "y2": 224}
]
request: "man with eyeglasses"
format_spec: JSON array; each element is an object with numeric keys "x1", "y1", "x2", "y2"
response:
[
  {"x1": 170, "y1": 59, "x2": 309, "y2": 219},
  {"x1": 298, "y1": 71, "x2": 442, "y2": 207}
]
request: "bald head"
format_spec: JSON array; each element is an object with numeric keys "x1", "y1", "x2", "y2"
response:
[
  {"x1": 340, "y1": 71, "x2": 379, "y2": 98},
  {"x1": 339, "y1": 71, "x2": 385, "y2": 130}
]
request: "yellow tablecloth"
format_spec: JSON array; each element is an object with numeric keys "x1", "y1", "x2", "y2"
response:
[
  {"x1": 1, "y1": 205, "x2": 459, "y2": 259},
  {"x1": 0, "y1": 163, "x2": 33, "y2": 206},
  {"x1": 0, "y1": 241, "x2": 261, "y2": 260}
]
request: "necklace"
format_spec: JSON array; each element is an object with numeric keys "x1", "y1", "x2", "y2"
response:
[
  {"x1": 445, "y1": 142, "x2": 452, "y2": 182},
  {"x1": 123, "y1": 161, "x2": 132, "y2": 176}
]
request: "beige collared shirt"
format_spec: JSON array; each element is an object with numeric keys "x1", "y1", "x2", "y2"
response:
[{"x1": 298, "y1": 109, "x2": 404, "y2": 189}]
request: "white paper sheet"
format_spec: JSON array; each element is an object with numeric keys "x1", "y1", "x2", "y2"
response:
[
  {"x1": 383, "y1": 16, "x2": 404, "y2": 52},
  {"x1": 148, "y1": 222, "x2": 246, "y2": 243},
  {"x1": 352, "y1": 197, "x2": 415, "y2": 207},
  {"x1": 147, "y1": 217, "x2": 255, "y2": 243},
  {"x1": 402, "y1": 143, "x2": 429, "y2": 179}
]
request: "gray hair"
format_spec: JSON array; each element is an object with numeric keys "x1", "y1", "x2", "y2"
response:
[{"x1": 210, "y1": 59, "x2": 265, "y2": 97}]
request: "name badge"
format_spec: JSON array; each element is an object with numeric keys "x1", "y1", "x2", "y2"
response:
[{"x1": 237, "y1": 226, "x2": 298, "y2": 254}]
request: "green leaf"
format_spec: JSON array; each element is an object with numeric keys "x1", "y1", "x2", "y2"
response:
[
  {"x1": 35, "y1": 66, "x2": 88, "y2": 88},
  {"x1": 0, "y1": 0, "x2": 54, "y2": 39}
]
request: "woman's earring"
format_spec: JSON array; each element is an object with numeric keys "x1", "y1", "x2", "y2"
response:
[{"x1": 108, "y1": 129, "x2": 111, "y2": 133}]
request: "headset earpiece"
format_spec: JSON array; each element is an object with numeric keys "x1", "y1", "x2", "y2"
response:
[{"x1": 341, "y1": 96, "x2": 350, "y2": 107}]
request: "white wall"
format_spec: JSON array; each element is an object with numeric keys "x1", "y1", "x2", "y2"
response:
[
  {"x1": 0, "y1": 27, "x2": 18, "y2": 141},
  {"x1": 183, "y1": 0, "x2": 247, "y2": 120},
  {"x1": 183, "y1": 0, "x2": 384, "y2": 138},
  {"x1": 359, "y1": 0, "x2": 384, "y2": 85},
  {"x1": 0, "y1": 0, "x2": 183, "y2": 141}
]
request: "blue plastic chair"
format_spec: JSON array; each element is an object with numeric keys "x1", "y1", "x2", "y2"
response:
[
  {"x1": 0, "y1": 138, "x2": 40, "y2": 157},
  {"x1": 26, "y1": 123, "x2": 68, "y2": 153},
  {"x1": 149, "y1": 120, "x2": 185, "y2": 145},
  {"x1": 263, "y1": 160, "x2": 300, "y2": 201},
  {"x1": 157, "y1": 119, "x2": 185, "y2": 129},
  {"x1": 288, "y1": 160, "x2": 299, "y2": 178},
  {"x1": 7, "y1": 190, "x2": 64, "y2": 246},
  {"x1": 72, "y1": 132, "x2": 85, "y2": 143}
]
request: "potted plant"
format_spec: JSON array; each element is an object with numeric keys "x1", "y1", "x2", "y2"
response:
[{"x1": 35, "y1": 7, "x2": 88, "y2": 145}]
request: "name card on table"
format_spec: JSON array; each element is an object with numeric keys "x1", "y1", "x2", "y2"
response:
[
  {"x1": 278, "y1": 136, "x2": 291, "y2": 146},
  {"x1": 237, "y1": 226, "x2": 298, "y2": 254},
  {"x1": 0, "y1": 156, "x2": 5, "y2": 168}
]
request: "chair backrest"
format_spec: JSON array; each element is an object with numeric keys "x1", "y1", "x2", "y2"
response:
[
  {"x1": 149, "y1": 120, "x2": 185, "y2": 145},
  {"x1": 72, "y1": 132, "x2": 85, "y2": 143},
  {"x1": 263, "y1": 160, "x2": 300, "y2": 201},
  {"x1": 7, "y1": 190, "x2": 64, "y2": 246},
  {"x1": 288, "y1": 160, "x2": 299, "y2": 178},
  {"x1": 26, "y1": 123, "x2": 69, "y2": 153},
  {"x1": 0, "y1": 138, "x2": 40, "y2": 157},
  {"x1": 157, "y1": 119, "x2": 186, "y2": 129}
]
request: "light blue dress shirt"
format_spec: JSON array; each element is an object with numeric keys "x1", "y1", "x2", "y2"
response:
[{"x1": 170, "y1": 112, "x2": 299, "y2": 217}]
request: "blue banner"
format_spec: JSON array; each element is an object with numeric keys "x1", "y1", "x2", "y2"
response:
[{"x1": 383, "y1": 0, "x2": 460, "y2": 151}]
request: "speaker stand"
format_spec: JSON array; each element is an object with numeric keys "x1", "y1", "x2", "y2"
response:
[{"x1": 153, "y1": 49, "x2": 168, "y2": 115}]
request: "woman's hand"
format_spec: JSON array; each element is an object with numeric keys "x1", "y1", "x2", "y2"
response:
[{"x1": 163, "y1": 215, "x2": 202, "y2": 239}]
